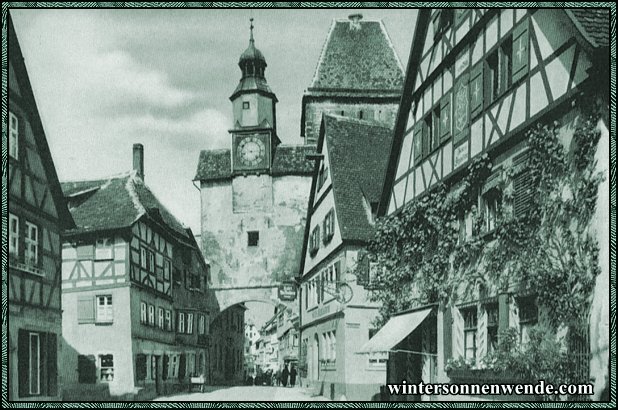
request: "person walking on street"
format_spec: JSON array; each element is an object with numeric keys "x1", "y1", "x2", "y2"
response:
[
  {"x1": 289, "y1": 364, "x2": 297, "y2": 387},
  {"x1": 274, "y1": 366, "x2": 281, "y2": 387},
  {"x1": 281, "y1": 364, "x2": 289, "y2": 387}
]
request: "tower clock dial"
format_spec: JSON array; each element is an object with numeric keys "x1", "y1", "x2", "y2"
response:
[{"x1": 238, "y1": 135, "x2": 266, "y2": 167}]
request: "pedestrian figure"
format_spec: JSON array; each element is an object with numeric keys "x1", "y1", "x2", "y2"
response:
[
  {"x1": 281, "y1": 364, "x2": 289, "y2": 387},
  {"x1": 274, "y1": 367, "x2": 281, "y2": 386},
  {"x1": 289, "y1": 364, "x2": 297, "y2": 387}
]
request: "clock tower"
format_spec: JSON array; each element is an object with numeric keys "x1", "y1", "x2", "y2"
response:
[{"x1": 230, "y1": 19, "x2": 280, "y2": 173}]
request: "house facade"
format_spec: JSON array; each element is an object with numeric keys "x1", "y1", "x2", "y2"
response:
[
  {"x1": 373, "y1": 7, "x2": 610, "y2": 401},
  {"x1": 6, "y1": 14, "x2": 75, "y2": 401},
  {"x1": 298, "y1": 115, "x2": 396, "y2": 401},
  {"x1": 59, "y1": 146, "x2": 213, "y2": 400}
]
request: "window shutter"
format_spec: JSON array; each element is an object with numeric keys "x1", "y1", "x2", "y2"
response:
[
  {"x1": 413, "y1": 122, "x2": 423, "y2": 163},
  {"x1": 469, "y1": 63, "x2": 484, "y2": 118},
  {"x1": 162, "y1": 354, "x2": 169, "y2": 380},
  {"x1": 136, "y1": 354, "x2": 147, "y2": 381},
  {"x1": 453, "y1": 72, "x2": 470, "y2": 144},
  {"x1": 511, "y1": 20, "x2": 530, "y2": 84},
  {"x1": 452, "y1": 307, "x2": 464, "y2": 359},
  {"x1": 77, "y1": 297, "x2": 95, "y2": 324},
  {"x1": 46, "y1": 333, "x2": 58, "y2": 396},
  {"x1": 78, "y1": 355, "x2": 96, "y2": 384},
  {"x1": 476, "y1": 308, "x2": 487, "y2": 363},
  {"x1": 18, "y1": 330, "x2": 29, "y2": 397},
  {"x1": 513, "y1": 168, "x2": 533, "y2": 218},
  {"x1": 440, "y1": 93, "x2": 451, "y2": 142},
  {"x1": 178, "y1": 353, "x2": 186, "y2": 380}
]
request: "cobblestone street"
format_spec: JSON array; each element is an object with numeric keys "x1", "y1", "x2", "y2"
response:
[{"x1": 153, "y1": 385, "x2": 331, "y2": 402}]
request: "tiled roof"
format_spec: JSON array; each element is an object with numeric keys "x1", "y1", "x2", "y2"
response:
[
  {"x1": 323, "y1": 114, "x2": 393, "y2": 242},
  {"x1": 194, "y1": 145, "x2": 315, "y2": 180},
  {"x1": 309, "y1": 19, "x2": 404, "y2": 93},
  {"x1": 567, "y1": 8, "x2": 610, "y2": 48},
  {"x1": 61, "y1": 171, "x2": 189, "y2": 239},
  {"x1": 271, "y1": 145, "x2": 316, "y2": 176},
  {"x1": 194, "y1": 149, "x2": 232, "y2": 181}
]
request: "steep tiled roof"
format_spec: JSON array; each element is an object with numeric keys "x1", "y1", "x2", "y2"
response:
[
  {"x1": 194, "y1": 149, "x2": 232, "y2": 181},
  {"x1": 323, "y1": 114, "x2": 393, "y2": 242},
  {"x1": 567, "y1": 9, "x2": 610, "y2": 48},
  {"x1": 271, "y1": 145, "x2": 316, "y2": 176},
  {"x1": 309, "y1": 19, "x2": 404, "y2": 93},
  {"x1": 194, "y1": 145, "x2": 314, "y2": 180},
  {"x1": 61, "y1": 171, "x2": 189, "y2": 239}
]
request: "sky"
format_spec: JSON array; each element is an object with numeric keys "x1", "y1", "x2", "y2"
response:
[{"x1": 10, "y1": 6, "x2": 417, "y2": 326}]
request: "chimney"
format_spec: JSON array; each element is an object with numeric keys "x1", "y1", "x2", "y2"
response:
[
  {"x1": 349, "y1": 13, "x2": 363, "y2": 30},
  {"x1": 133, "y1": 143, "x2": 144, "y2": 181}
]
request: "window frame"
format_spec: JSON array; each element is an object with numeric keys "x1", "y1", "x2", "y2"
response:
[
  {"x1": 9, "y1": 111, "x2": 19, "y2": 159},
  {"x1": 9, "y1": 213, "x2": 19, "y2": 259},
  {"x1": 29, "y1": 332, "x2": 41, "y2": 395},
  {"x1": 96, "y1": 295, "x2": 113, "y2": 324},
  {"x1": 187, "y1": 313, "x2": 194, "y2": 334},
  {"x1": 247, "y1": 231, "x2": 259, "y2": 247},
  {"x1": 140, "y1": 302, "x2": 147, "y2": 324},
  {"x1": 158, "y1": 307, "x2": 164, "y2": 329},
  {"x1": 462, "y1": 307, "x2": 478, "y2": 361},
  {"x1": 25, "y1": 221, "x2": 39, "y2": 267},
  {"x1": 148, "y1": 304, "x2": 155, "y2": 326},
  {"x1": 99, "y1": 354, "x2": 114, "y2": 382}
]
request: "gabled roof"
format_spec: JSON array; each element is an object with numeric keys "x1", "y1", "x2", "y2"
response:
[
  {"x1": 323, "y1": 115, "x2": 394, "y2": 242},
  {"x1": 194, "y1": 144, "x2": 314, "y2": 181},
  {"x1": 566, "y1": 8, "x2": 610, "y2": 48},
  {"x1": 8, "y1": 13, "x2": 74, "y2": 229},
  {"x1": 61, "y1": 171, "x2": 189, "y2": 241},
  {"x1": 308, "y1": 18, "x2": 405, "y2": 93}
]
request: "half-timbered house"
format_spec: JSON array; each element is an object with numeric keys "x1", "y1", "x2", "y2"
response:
[
  {"x1": 7, "y1": 13, "x2": 76, "y2": 401},
  {"x1": 59, "y1": 145, "x2": 213, "y2": 399},
  {"x1": 373, "y1": 7, "x2": 609, "y2": 400},
  {"x1": 298, "y1": 115, "x2": 394, "y2": 401}
]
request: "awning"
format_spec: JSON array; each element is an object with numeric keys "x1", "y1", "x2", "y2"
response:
[{"x1": 357, "y1": 308, "x2": 433, "y2": 354}]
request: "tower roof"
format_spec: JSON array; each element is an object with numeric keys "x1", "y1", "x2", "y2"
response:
[
  {"x1": 239, "y1": 18, "x2": 266, "y2": 64},
  {"x1": 308, "y1": 15, "x2": 405, "y2": 94}
]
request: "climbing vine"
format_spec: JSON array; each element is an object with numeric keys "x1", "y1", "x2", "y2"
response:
[{"x1": 362, "y1": 102, "x2": 603, "y2": 335}]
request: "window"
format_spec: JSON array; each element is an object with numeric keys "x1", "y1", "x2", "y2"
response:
[
  {"x1": 170, "y1": 354, "x2": 178, "y2": 378},
  {"x1": 187, "y1": 313, "x2": 194, "y2": 334},
  {"x1": 96, "y1": 295, "x2": 113, "y2": 323},
  {"x1": 99, "y1": 354, "x2": 114, "y2": 382},
  {"x1": 309, "y1": 226, "x2": 320, "y2": 256},
  {"x1": 140, "y1": 248, "x2": 147, "y2": 269},
  {"x1": 158, "y1": 307, "x2": 164, "y2": 329},
  {"x1": 247, "y1": 231, "x2": 259, "y2": 247},
  {"x1": 482, "y1": 189, "x2": 502, "y2": 233},
  {"x1": 487, "y1": 37, "x2": 513, "y2": 104},
  {"x1": 95, "y1": 238, "x2": 112, "y2": 260},
  {"x1": 165, "y1": 310, "x2": 172, "y2": 331},
  {"x1": 163, "y1": 260, "x2": 171, "y2": 281},
  {"x1": 242, "y1": 101, "x2": 250, "y2": 109},
  {"x1": 486, "y1": 304, "x2": 499, "y2": 353},
  {"x1": 425, "y1": 115, "x2": 434, "y2": 155},
  {"x1": 148, "y1": 304, "x2": 155, "y2": 326},
  {"x1": 462, "y1": 307, "x2": 478, "y2": 360},
  {"x1": 322, "y1": 209, "x2": 335, "y2": 244},
  {"x1": 148, "y1": 251, "x2": 155, "y2": 273},
  {"x1": 9, "y1": 111, "x2": 19, "y2": 159},
  {"x1": 25, "y1": 222, "x2": 38, "y2": 267},
  {"x1": 198, "y1": 315, "x2": 205, "y2": 335},
  {"x1": 178, "y1": 312, "x2": 185, "y2": 333},
  {"x1": 317, "y1": 164, "x2": 328, "y2": 191},
  {"x1": 140, "y1": 302, "x2": 147, "y2": 324},
  {"x1": 17, "y1": 331, "x2": 58, "y2": 397},
  {"x1": 457, "y1": 209, "x2": 473, "y2": 244},
  {"x1": 518, "y1": 296, "x2": 538, "y2": 344},
  {"x1": 9, "y1": 214, "x2": 19, "y2": 258}
]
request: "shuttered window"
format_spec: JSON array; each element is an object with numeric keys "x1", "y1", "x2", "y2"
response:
[
  {"x1": 440, "y1": 93, "x2": 451, "y2": 142},
  {"x1": 470, "y1": 63, "x2": 484, "y2": 118},
  {"x1": 77, "y1": 297, "x2": 95, "y2": 324},
  {"x1": 18, "y1": 331, "x2": 57, "y2": 397},
  {"x1": 511, "y1": 20, "x2": 530, "y2": 84},
  {"x1": 513, "y1": 159, "x2": 534, "y2": 219},
  {"x1": 78, "y1": 355, "x2": 96, "y2": 384}
]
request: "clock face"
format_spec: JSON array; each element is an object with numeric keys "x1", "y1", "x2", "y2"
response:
[{"x1": 238, "y1": 135, "x2": 266, "y2": 167}]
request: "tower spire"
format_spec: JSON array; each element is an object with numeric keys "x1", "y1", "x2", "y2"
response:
[{"x1": 250, "y1": 17, "x2": 254, "y2": 44}]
